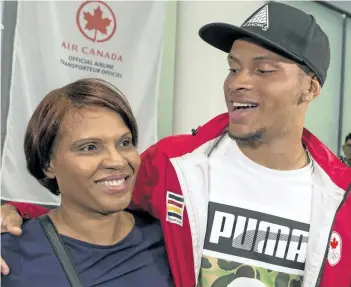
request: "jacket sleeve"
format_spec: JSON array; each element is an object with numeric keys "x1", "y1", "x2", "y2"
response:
[
  {"x1": 5, "y1": 202, "x2": 49, "y2": 219},
  {"x1": 129, "y1": 142, "x2": 168, "y2": 220}
]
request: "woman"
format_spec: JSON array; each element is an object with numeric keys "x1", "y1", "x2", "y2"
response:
[{"x1": 1, "y1": 78, "x2": 173, "y2": 286}]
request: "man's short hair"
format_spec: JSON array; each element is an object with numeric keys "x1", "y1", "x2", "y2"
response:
[
  {"x1": 298, "y1": 64, "x2": 313, "y2": 76},
  {"x1": 24, "y1": 78, "x2": 138, "y2": 195},
  {"x1": 345, "y1": 133, "x2": 351, "y2": 143}
]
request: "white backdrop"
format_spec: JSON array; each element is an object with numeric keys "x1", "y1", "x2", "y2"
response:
[{"x1": 1, "y1": 1, "x2": 166, "y2": 205}]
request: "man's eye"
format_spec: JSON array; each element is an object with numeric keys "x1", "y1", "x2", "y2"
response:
[
  {"x1": 257, "y1": 69, "x2": 274, "y2": 74},
  {"x1": 229, "y1": 68, "x2": 239, "y2": 74}
]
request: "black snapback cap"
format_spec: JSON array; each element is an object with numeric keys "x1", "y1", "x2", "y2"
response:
[{"x1": 199, "y1": 1, "x2": 330, "y2": 86}]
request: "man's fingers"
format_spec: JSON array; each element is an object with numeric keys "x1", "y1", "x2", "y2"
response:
[
  {"x1": 1, "y1": 208, "x2": 23, "y2": 236},
  {"x1": 1, "y1": 257, "x2": 9, "y2": 275},
  {"x1": 5, "y1": 226, "x2": 22, "y2": 236}
]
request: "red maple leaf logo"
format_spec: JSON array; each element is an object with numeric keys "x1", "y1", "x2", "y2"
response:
[
  {"x1": 83, "y1": 5, "x2": 111, "y2": 42},
  {"x1": 330, "y1": 237, "x2": 338, "y2": 249}
]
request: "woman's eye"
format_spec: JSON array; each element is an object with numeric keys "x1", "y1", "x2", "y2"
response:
[
  {"x1": 81, "y1": 144, "x2": 97, "y2": 151},
  {"x1": 120, "y1": 138, "x2": 132, "y2": 148}
]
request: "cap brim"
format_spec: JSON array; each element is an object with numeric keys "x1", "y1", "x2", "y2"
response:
[{"x1": 199, "y1": 23, "x2": 304, "y2": 64}]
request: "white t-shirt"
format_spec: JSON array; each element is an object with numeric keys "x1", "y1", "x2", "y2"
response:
[{"x1": 200, "y1": 135, "x2": 313, "y2": 287}]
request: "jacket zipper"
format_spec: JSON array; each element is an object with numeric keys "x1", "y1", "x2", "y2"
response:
[
  {"x1": 315, "y1": 184, "x2": 351, "y2": 286},
  {"x1": 171, "y1": 158, "x2": 201, "y2": 286}
]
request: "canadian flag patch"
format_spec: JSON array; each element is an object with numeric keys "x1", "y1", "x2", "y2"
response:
[{"x1": 327, "y1": 231, "x2": 342, "y2": 266}]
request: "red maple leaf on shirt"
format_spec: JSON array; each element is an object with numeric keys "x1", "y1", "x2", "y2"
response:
[
  {"x1": 83, "y1": 5, "x2": 111, "y2": 42},
  {"x1": 330, "y1": 237, "x2": 338, "y2": 249}
]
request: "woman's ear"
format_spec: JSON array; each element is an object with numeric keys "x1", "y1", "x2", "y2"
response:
[{"x1": 43, "y1": 161, "x2": 55, "y2": 179}]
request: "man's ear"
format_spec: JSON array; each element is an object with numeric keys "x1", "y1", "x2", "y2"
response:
[{"x1": 302, "y1": 75, "x2": 321, "y2": 103}]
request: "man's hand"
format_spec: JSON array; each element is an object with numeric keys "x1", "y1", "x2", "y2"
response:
[
  {"x1": 1, "y1": 204, "x2": 23, "y2": 235},
  {"x1": 1, "y1": 204, "x2": 24, "y2": 275}
]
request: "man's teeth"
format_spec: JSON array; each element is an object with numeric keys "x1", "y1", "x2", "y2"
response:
[
  {"x1": 97, "y1": 179, "x2": 125, "y2": 186},
  {"x1": 233, "y1": 102, "x2": 258, "y2": 109}
]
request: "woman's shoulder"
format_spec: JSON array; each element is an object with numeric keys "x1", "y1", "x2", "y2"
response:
[
  {"x1": 1, "y1": 219, "x2": 44, "y2": 285},
  {"x1": 1, "y1": 218, "x2": 55, "y2": 258},
  {"x1": 130, "y1": 210, "x2": 160, "y2": 228},
  {"x1": 1, "y1": 219, "x2": 67, "y2": 286},
  {"x1": 129, "y1": 210, "x2": 163, "y2": 239},
  {"x1": 2, "y1": 219, "x2": 44, "y2": 253}
]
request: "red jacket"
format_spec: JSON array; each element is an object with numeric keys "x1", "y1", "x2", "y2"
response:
[{"x1": 8, "y1": 113, "x2": 351, "y2": 287}]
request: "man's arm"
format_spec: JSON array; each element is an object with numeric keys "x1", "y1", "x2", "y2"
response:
[
  {"x1": 5, "y1": 202, "x2": 49, "y2": 219},
  {"x1": 0, "y1": 202, "x2": 49, "y2": 237},
  {"x1": 129, "y1": 142, "x2": 168, "y2": 219},
  {"x1": 130, "y1": 133, "x2": 198, "y2": 218}
]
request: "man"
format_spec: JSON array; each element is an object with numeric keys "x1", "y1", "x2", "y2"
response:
[
  {"x1": 341, "y1": 133, "x2": 351, "y2": 166},
  {"x1": 1, "y1": 2, "x2": 351, "y2": 287}
]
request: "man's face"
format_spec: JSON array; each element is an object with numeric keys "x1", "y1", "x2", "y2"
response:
[{"x1": 224, "y1": 39, "x2": 313, "y2": 144}]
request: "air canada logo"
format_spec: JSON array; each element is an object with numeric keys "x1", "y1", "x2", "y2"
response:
[{"x1": 76, "y1": 1, "x2": 117, "y2": 43}]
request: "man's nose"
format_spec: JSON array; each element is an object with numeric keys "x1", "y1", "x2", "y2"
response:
[{"x1": 227, "y1": 69, "x2": 253, "y2": 93}]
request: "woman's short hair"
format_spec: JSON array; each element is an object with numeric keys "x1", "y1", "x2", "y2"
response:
[{"x1": 24, "y1": 78, "x2": 138, "y2": 195}]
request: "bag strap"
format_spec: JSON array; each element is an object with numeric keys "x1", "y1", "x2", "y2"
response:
[{"x1": 37, "y1": 215, "x2": 84, "y2": 287}]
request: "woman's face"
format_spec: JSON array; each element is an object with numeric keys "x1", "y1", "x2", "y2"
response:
[{"x1": 46, "y1": 106, "x2": 140, "y2": 215}]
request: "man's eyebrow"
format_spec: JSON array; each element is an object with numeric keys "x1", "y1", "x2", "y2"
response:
[
  {"x1": 227, "y1": 54, "x2": 281, "y2": 63},
  {"x1": 252, "y1": 55, "x2": 281, "y2": 62}
]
